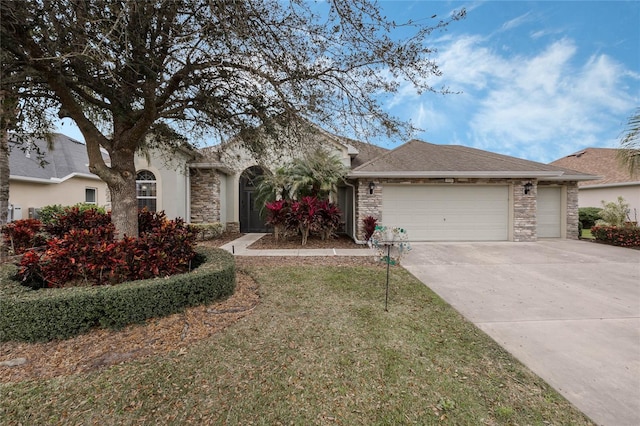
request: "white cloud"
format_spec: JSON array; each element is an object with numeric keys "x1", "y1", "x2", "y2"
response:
[
  {"x1": 427, "y1": 35, "x2": 637, "y2": 162},
  {"x1": 501, "y1": 12, "x2": 533, "y2": 32}
]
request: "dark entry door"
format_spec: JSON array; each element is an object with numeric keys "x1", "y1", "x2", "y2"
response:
[{"x1": 239, "y1": 166, "x2": 268, "y2": 232}]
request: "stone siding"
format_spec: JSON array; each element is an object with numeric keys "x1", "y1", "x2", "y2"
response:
[
  {"x1": 190, "y1": 169, "x2": 220, "y2": 224},
  {"x1": 513, "y1": 180, "x2": 537, "y2": 242},
  {"x1": 566, "y1": 182, "x2": 580, "y2": 239},
  {"x1": 355, "y1": 180, "x2": 382, "y2": 241}
]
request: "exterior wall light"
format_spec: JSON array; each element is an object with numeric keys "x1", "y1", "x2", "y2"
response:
[
  {"x1": 369, "y1": 181, "x2": 376, "y2": 195},
  {"x1": 524, "y1": 181, "x2": 533, "y2": 195}
]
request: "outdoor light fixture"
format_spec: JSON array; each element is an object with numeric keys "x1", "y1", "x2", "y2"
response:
[
  {"x1": 369, "y1": 181, "x2": 376, "y2": 195},
  {"x1": 524, "y1": 181, "x2": 533, "y2": 195}
]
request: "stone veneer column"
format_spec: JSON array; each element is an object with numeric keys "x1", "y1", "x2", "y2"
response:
[
  {"x1": 513, "y1": 180, "x2": 537, "y2": 242},
  {"x1": 189, "y1": 169, "x2": 220, "y2": 224},
  {"x1": 355, "y1": 179, "x2": 382, "y2": 241},
  {"x1": 566, "y1": 182, "x2": 580, "y2": 239}
]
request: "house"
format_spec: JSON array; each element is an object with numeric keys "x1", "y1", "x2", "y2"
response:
[
  {"x1": 551, "y1": 148, "x2": 640, "y2": 222},
  {"x1": 7, "y1": 134, "x2": 109, "y2": 220},
  {"x1": 11, "y1": 128, "x2": 595, "y2": 242},
  {"x1": 190, "y1": 124, "x2": 595, "y2": 242}
]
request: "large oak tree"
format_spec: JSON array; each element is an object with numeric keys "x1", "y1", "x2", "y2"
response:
[{"x1": 1, "y1": 0, "x2": 464, "y2": 237}]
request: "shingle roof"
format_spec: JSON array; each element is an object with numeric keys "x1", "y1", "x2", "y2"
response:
[
  {"x1": 336, "y1": 138, "x2": 389, "y2": 168},
  {"x1": 9, "y1": 133, "x2": 103, "y2": 182},
  {"x1": 550, "y1": 148, "x2": 637, "y2": 187},
  {"x1": 350, "y1": 139, "x2": 596, "y2": 180}
]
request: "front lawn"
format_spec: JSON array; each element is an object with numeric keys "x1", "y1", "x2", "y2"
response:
[{"x1": 0, "y1": 260, "x2": 593, "y2": 425}]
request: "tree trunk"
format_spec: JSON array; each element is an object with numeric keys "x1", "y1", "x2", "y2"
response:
[
  {"x1": 0, "y1": 126, "x2": 8, "y2": 227},
  {"x1": 101, "y1": 149, "x2": 139, "y2": 239},
  {"x1": 0, "y1": 90, "x2": 16, "y2": 259}
]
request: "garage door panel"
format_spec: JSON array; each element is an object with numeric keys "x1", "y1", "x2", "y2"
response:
[
  {"x1": 538, "y1": 187, "x2": 562, "y2": 238},
  {"x1": 382, "y1": 185, "x2": 509, "y2": 241}
]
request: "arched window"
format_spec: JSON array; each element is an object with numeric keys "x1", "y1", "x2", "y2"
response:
[{"x1": 136, "y1": 170, "x2": 157, "y2": 212}]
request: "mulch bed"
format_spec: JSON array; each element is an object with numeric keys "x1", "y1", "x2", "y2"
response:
[{"x1": 247, "y1": 233, "x2": 363, "y2": 250}]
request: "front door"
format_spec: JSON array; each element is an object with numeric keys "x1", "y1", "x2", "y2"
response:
[{"x1": 239, "y1": 166, "x2": 268, "y2": 232}]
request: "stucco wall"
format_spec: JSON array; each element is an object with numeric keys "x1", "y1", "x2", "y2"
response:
[
  {"x1": 578, "y1": 185, "x2": 640, "y2": 222},
  {"x1": 134, "y1": 150, "x2": 190, "y2": 220},
  {"x1": 9, "y1": 177, "x2": 109, "y2": 219}
]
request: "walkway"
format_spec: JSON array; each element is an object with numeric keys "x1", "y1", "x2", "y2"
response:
[{"x1": 219, "y1": 233, "x2": 372, "y2": 257}]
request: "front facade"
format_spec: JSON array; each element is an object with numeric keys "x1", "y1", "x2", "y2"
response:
[
  {"x1": 12, "y1": 130, "x2": 593, "y2": 242},
  {"x1": 189, "y1": 130, "x2": 593, "y2": 243}
]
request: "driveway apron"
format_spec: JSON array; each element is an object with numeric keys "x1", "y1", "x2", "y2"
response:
[{"x1": 402, "y1": 240, "x2": 640, "y2": 426}]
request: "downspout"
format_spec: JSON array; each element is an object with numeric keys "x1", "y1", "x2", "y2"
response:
[{"x1": 344, "y1": 180, "x2": 368, "y2": 245}]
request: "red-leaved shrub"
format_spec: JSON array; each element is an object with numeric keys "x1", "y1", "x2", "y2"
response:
[
  {"x1": 591, "y1": 225, "x2": 640, "y2": 248},
  {"x1": 2, "y1": 219, "x2": 46, "y2": 254},
  {"x1": 18, "y1": 210, "x2": 197, "y2": 288},
  {"x1": 363, "y1": 216, "x2": 378, "y2": 241},
  {"x1": 45, "y1": 206, "x2": 113, "y2": 238}
]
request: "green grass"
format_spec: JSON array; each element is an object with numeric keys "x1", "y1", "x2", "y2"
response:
[
  {"x1": 581, "y1": 229, "x2": 594, "y2": 239},
  {"x1": 0, "y1": 263, "x2": 594, "y2": 425}
]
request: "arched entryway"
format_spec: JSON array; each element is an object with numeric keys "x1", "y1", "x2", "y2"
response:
[{"x1": 239, "y1": 166, "x2": 268, "y2": 232}]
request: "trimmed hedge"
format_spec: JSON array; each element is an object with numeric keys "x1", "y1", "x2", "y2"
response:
[
  {"x1": 0, "y1": 248, "x2": 235, "y2": 342},
  {"x1": 591, "y1": 225, "x2": 640, "y2": 248}
]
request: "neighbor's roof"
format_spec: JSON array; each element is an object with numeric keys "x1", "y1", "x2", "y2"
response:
[
  {"x1": 350, "y1": 139, "x2": 597, "y2": 181},
  {"x1": 550, "y1": 148, "x2": 638, "y2": 188},
  {"x1": 9, "y1": 133, "x2": 105, "y2": 184}
]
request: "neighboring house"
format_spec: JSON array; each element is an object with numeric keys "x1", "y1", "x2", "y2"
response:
[
  {"x1": 8, "y1": 134, "x2": 109, "y2": 220},
  {"x1": 551, "y1": 148, "x2": 640, "y2": 222},
  {"x1": 8, "y1": 133, "x2": 195, "y2": 222},
  {"x1": 12, "y1": 128, "x2": 595, "y2": 242}
]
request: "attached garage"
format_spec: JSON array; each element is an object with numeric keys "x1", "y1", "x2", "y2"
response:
[
  {"x1": 537, "y1": 186, "x2": 562, "y2": 238},
  {"x1": 382, "y1": 185, "x2": 509, "y2": 241}
]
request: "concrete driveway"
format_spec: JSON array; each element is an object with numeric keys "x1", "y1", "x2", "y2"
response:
[{"x1": 402, "y1": 239, "x2": 640, "y2": 426}]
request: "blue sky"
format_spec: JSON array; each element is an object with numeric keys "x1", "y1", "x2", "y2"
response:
[
  {"x1": 57, "y1": 0, "x2": 639, "y2": 164},
  {"x1": 375, "y1": 0, "x2": 640, "y2": 162}
]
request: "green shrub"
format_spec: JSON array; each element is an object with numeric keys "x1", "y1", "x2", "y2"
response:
[
  {"x1": 0, "y1": 248, "x2": 235, "y2": 342},
  {"x1": 591, "y1": 224, "x2": 640, "y2": 248},
  {"x1": 598, "y1": 197, "x2": 630, "y2": 227},
  {"x1": 191, "y1": 222, "x2": 224, "y2": 240},
  {"x1": 579, "y1": 207, "x2": 602, "y2": 229},
  {"x1": 36, "y1": 204, "x2": 66, "y2": 225}
]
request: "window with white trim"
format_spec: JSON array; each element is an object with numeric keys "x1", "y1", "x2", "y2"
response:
[
  {"x1": 136, "y1": 170, "x2": 157, "y2": 212},
  {"x1": 85, "y1": 187, "x2": 97, "y2": 204}
]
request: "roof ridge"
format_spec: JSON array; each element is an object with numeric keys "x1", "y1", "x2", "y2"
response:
[{"x1": 352, "y1": 139, "x2": 425, "y2": 172}]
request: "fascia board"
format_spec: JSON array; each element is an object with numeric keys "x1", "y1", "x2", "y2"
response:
[
  {"x1": 10, "y1": 173, "x2": 102, "y2": 184},
  {"x1": 347, "y1": 171, "x2": 566, "y2": 179},
  {"x1": 189, "y1": 162, "x2": 234, "y2": 175},
  {"x1": 579, "y1": 181, "x2": 640, "y2": 189}
]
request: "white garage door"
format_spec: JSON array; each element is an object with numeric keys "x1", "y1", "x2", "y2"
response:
[
  {"x1": 537, "y1": 187, "x2": 562, "y2": 238},
  {"x1": 382, "y1": 185, "x2": 509, "y2": 241}
]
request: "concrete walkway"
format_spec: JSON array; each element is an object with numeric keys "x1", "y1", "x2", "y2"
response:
[
  {"x1": 219, "y1": 233, "x2": 373, "y2": 257},
  {"x1": 402, "y1": 240, "x2": 640, "y2": 426}
]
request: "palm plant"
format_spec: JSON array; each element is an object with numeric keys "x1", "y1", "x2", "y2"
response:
[
  {"x1": 288, "y1": 148, "x2": 349, "y2": 202},
  {"x1": 254, "y1": 166, "x2": 293, "y2": 216},
  {"x1": 618, "y1": 108, "x2": 640, "y2": 178}
]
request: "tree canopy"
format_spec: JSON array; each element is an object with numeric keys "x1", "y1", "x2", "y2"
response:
[{"x1": 1, "y1": 0, "x2": 465, "y2": 236}]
